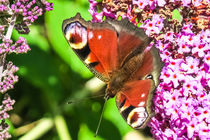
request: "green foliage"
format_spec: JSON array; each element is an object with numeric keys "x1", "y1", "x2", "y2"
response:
[
  {"x1": 7, "y1": 0, "x2": 139, "y2": 139},
  {"x1": 172, "y1": 9, "x2": 182, "y2": 21}
]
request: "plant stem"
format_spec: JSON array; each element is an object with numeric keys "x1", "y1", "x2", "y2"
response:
[
  {"x1": 5, "y1": 14, "x2": 16, "y2": 40},
  {"x1": 0, "y1": 55, "x2": 5, "y2": 81},
  {"x1": 55, "y1": 115, "x2": 72, "y2": 140},
  {"x1": 19, "y1": 118, "x2": 54, "y2": 140},
  {"x1": 0, "y1": 14, "x2": 16, "y2": 81}
]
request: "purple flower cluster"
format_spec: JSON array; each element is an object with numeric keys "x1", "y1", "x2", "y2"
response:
[
  {"x1": 0, "y1": 0, "x2": 53, "y2": 92},
  {"x1": 0, "y1": 37, "x2": 30, "y2": 54},
  {"x1": 12, "y1": 0, "x2": 53, "y2": 25},
  {"x1": 88, "y1": 0, "x2": 209, "y2": 139},
  {"x1": 151, "y1": 28, "x2": 209, "y2": 139},
  {"x1": 0, "y1": 62, "x2": 19, "y2": 93},
  {"x1": 1, "y1": 0, "x2": 53, "y2": 27},
  {"x1": 0, "y1": 94, "x2": 15, "y2": 139},
  {"x1": 141, "y1": 14, "x2": 164, "y2": 36},
  {"x1": 0, "y1": 0, "x2": 53, "y2": 139}
]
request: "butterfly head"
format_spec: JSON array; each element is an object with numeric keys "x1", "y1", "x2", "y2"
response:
[{"x1": 105, "y1": 87, "x2": 116, "y2": 99}]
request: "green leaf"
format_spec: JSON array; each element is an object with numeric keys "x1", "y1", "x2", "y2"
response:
[
  {"x1": 104, "y1": 99, "x2": 132, "y2": 136},
  {"x1": 172, "y1": 9, "x2": 182, "y2": 21},
  {"x1": 78, "y1": 124, "x2": 105, "y2": 140}
]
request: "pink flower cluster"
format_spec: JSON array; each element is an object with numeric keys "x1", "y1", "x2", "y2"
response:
[
  {"x1": 0, "y1": 94, "x2": 15, "y2": 139},
  {"x1": 150, "y1": 28, "x2": 209, "y2": 139},
  {"x1": 0, "y1": 0, "x2": 53, "y2": 139},
  {"x1": 0, "y1": 0, "x2": 53, "y2": 92},
  {"x1": 1, "y1": 0, "x2": 53, "y2": 27},
  {"x1": 13, "y1": 0, "x2": 53, "y2": 24},
  {"x1": 0, "y1": 62, "x2": 19, "y2": 93},
  {"x1": 0, "y1": 37, "x2": 30, "y2": 54},
  {"x1": 141, "y1": 14, "x2": 164, "y2": 36},
  {"x1": 88, "y1": 0, "x2": 209, "y2": 139},
  {"x1": 0, "y1": 94, "x2": 15, "y2": 120}
]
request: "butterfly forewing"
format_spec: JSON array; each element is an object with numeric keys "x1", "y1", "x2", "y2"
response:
[
  {"x1": 63, "y1": 14, "x2": 117, "y2": 82},
  {"x1": 62, "y1": 14, "x2": 152, "y2": 82},
  {"x1": 107, "y1": 19, "x2": 152, "y2": 66}
]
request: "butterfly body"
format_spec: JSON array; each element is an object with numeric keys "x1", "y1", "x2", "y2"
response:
[
  {"x1": 62, "y1": 14, "x2": 163, "y2": 129},
  {"x1": 106, "y1": 50, "x2": 146, "y2": 98}
]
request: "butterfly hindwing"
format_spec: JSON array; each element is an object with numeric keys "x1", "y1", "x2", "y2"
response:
[
  {"x1": 116, "y1": 79, "x2": 154, "y2": 129},
  {"x1": 115, "y1": 47, "x2": 162, "y2": 129}
]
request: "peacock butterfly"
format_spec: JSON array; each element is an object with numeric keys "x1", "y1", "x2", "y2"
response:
[{"x1": 62, "y1": 13, "x2": 163, "y2": 129}]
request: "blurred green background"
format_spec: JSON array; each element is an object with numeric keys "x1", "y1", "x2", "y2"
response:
[{"x1": 7, "y1": 0, "x2": 153, "y2": 139}]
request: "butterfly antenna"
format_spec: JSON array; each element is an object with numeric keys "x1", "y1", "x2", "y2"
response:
[
  {"x1": 67, "y1": 94, "x2": 104, "y2": 104},
  {"x1": 94, "y1": 96, "x2": 108, "y2": 137}
]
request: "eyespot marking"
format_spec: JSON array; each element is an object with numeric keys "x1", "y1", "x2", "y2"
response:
[
  {"x1": 127, "y1": 107, "x2": 148, "y2": 129},
  {"x1": 121, "y1": 106, "x2": 135, "y2": 121},
  {"x1": 73, "y1": 43, "x2": 90, "y2": 60},
  {"x1": 64, "y1": 21, "x2": 87, "y2": 49}
]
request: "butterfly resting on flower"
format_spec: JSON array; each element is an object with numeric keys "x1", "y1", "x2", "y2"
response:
[{"x1": 62, "y1": 13, "x2": 163, "y2": 129}]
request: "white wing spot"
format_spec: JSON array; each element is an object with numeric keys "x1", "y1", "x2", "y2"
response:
[
  {"x1": 138, "y1": 101, "x2": 145, "y2": 106},
  {"x1": 88, "y1": 31, "x2": 93, "y2": 40},
  {"x1": 98, "y1": 35, "x2": 102, "y2": 40},
  {"x1": 141, "y1": 93, "x2": 145, "y2": 98}
]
